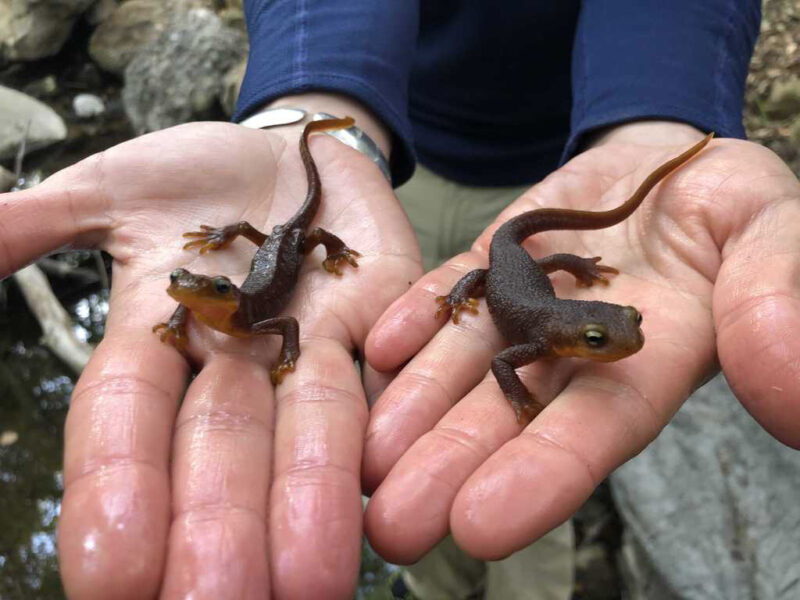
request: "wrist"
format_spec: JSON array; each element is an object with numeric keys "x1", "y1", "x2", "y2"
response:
[
  {"x1": 586, "y1": 120, "x2": 707, "y2": 150},
  {"x1": 264, "y1": 92, "x2": 392, "y2": 159}
]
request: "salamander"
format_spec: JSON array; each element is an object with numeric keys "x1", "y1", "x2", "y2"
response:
[
  {"x1": 153, "y1": 117, "x2": 360, "y2": 384},
  {"x1": 435, "y1": 133, "x2": 713, "y2": 425}
]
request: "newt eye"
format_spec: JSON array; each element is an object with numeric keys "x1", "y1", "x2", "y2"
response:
[
  {"x1": 635, "y1": 311, "x2": 643, "y2": 326},
  {"x1": 584, "y1": 328, "x2": 606, "y2": 347},
  {"x1": 213, "y1": 277, "x2": 232, "y2": 294}
]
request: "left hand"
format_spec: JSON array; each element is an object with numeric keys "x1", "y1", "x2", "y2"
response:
[{"x1": 361, "y1": 121, "x2": 800, "y2": 563}]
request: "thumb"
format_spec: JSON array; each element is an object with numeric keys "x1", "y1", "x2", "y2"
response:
[
  {"x1": 712, "y1": 144, "x2": 800, "y2": 448},
  {"x1": 0, "y1": 157, "x2": 110, "y2": 277}
]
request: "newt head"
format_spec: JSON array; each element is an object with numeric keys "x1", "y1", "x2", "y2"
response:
[
  {"x1": 166, "y1": 268, "x2": 240, "y2": 328},
  {"x1": 551, "y1": 301, "x2": 644, "y2": 362}
]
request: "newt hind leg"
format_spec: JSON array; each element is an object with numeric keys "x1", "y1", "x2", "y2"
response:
[
  {"x1": 491, "y1": 342, "x2": 547, "y2": 426},
  {"x1": 303, "y1": 227, "x2": 361, "y2": 275},
  {"x1": 435, "y1": 268, "x2": 487, "y2": 324},
  {"x1": 183, "y1": 221, "x2": 268, "y2": 253},
  {"x1": 537, "y1": 254, "x2": 618, "y2": 287}
]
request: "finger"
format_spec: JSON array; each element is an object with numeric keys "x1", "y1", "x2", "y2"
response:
[
  {"x1": 160, "y1": 355, "x2": 272, "y2": 599},
  {"x1": 270, "y1": 339, "x2": 368, "y2": 600},
  {"x1": 365, "y1": 252, "x2": 487, "y2": 372},
  {"x1": 363, "y1": 354, "x2": 573, "y2": 564},
  {"x1": 0, "y1": 160, "x2": 110, "y2": 277},
  {"x1": 713, "y1": 167, "x2": 800, "y2": 448},
  {"x1": 450, "y1": 327, "x2": 713, "y2": 560},
  {"x1": 364, "y1": 376, "x2": 522, "y2": 564},
  {"x1": 362, "y1": 299, "x2": 504, "y2": 493},
  {"x1": 59, "y1": 325, "x2": 187, "y2": 599}
]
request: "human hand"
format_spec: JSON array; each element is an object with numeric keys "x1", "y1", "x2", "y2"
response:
[
  {"x1": 361, "y1": 121, "x2": 800, "y2": 563},
  {"x1": 1, "y1": 115, "x2": 420, "y2": 598}
]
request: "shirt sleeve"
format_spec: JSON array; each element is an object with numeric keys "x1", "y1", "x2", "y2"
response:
[
  {"x1": 233, "y1": 1, "x2": 419, "y2": 187},
  {"x1": 563, "y1": 0, "x2": 762, "y2": 161}
]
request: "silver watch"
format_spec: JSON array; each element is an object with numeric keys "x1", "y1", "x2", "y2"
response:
[{"x1": 238, "y1": 107, "x2": 391, "y2": 183}]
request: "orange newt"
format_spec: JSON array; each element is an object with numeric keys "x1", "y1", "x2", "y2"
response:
[
  {"x1": 436, "y1": 133, "x2": 714, "y2": 425},
  {"x1": 153, "y1": 117, "x2": 360, "y2": 384}
]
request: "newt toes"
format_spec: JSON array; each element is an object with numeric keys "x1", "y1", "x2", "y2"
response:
[
  {"x1": 153, "y1": 117, "x2": 359, "y2": 381},
  {"x1": 152, "y1": 320, "x2": 188, "y2": 353},
  {"x1": 438, "y1": 133, "x2": 713, "y2": 424},
  {"x1": 434, "y1": 294, "x2": 480, "y2": 324},
  {"x1": 270, "y1": 359, "x2": 296, "y2": 385},
  {"x1": 322, "y1": 247, "x2": 362, "y2": 276}
]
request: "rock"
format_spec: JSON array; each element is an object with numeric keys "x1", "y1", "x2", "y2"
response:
[
  {"x1": 89, "y1": 0, "x2": 216, "y2": 75},
  {"x1": 0, "y1": 0, "x2": 95, "y2": 62},
  {"x1": 86, "y1": 0, "x2": 120, "y2": 26},
  {"x1": 220, "y1": 57, "x2": 247, "y2": 117},
  {"x1": 73, "y1": 94, "x2": 106, "y2": 118},
  {"x1": 0, "y1": 164, "x2": 16, "y2": 193},
  {"x1": 0, "y1": 86, "x2": 67, "y2": 160},
  {"x1": 764, "y1": 77, "x2": 800, "y2": 120},
  {"x1": 611, "y1": 375, "x2": 800, "y2": 600},
  {"x1": 123, "y1": 8, "x2": 247, "y2": 132},
  {"x1": 22, "y1": 75, "x2": 58, "y2": 99}
]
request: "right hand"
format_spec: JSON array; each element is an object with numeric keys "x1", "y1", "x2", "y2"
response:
[{"x1": 1, "y1": 113, "x2": 421, "y2": 598}]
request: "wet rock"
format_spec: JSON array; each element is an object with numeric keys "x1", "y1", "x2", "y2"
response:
[
  {"x1": 89, "y1": 0, "x2": 216, "y2": 75},
  {"x1": 764, "y1": 76, "x2": 800, "y2": 120},
  {"x1": 0, "y1": 86, "x2": 67, "y2": 160},
  {"x1": 611, "y1": 375, "x2": 800, "y2": 600},
  {"x1": 123, "y1": 8, "x2": 247, "y2": 132},
  {"x1": 0, "y1": 0, "x2": 95, "y2": 62},
  {"x1": 73, "y1": 93, "x2": 106, "y2": 118}
]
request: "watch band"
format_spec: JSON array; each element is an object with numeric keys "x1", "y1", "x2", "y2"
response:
[{"x1": 238, "y1": 107, "x2": 391, "y2": 183}]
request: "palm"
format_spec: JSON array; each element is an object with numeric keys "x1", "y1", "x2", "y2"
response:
[
  {"x1": 1, "y1": 121, "x2": 421, "y2": 599},
  {"x1": 362, "y1": 137, "x2": 800, "y2": 563}
]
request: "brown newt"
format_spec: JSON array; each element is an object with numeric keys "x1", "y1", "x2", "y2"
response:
[
  {"x1": 153, "y1": 117, "x2": 361, "y2": 384},
  {"x1": 435, "y1": 133, "x2": 713, "y2": 425}
]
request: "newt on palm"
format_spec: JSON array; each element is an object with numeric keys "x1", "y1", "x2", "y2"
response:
[
  {"x1": 154, "y1": 117, "x2": 360, "y2": 384},
  {"x1": 436, "y1": 133, "x2": 714, "y2": 425}
]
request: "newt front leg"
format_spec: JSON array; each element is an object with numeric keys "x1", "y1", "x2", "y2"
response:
[
  {"x1": 491, "y1": 342, "x2": 549, "y2": 425},
  {"x1": 182, "y1": 221, "x2": 268, "y2": 253},
  {"x1": 246, "y1": 316, "x2": 301, "y2": 384}
]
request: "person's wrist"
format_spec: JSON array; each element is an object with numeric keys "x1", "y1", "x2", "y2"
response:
[
  {"x1": 587, "y1": 120, "x2": 707, "y2": 150},
  {"x1": 263, "y1": 92, "x2": 392, "y2": 159}
]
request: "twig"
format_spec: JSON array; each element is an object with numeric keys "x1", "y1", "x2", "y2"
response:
[{"x1": 13, "y1": 265, "x2": 93, "y2": 374}]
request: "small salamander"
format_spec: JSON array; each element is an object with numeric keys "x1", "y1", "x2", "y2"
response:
[
  {"x1": 436, "y1": 133, "x2": 713, "y2": 424},
  {"x1": 153, "y1": 117, "x2": 360, "y2": 384}
]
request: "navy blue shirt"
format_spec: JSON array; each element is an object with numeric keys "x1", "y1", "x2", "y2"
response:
[{"x1": 234, "y1": 1, "x2": 760, "y2": 188}]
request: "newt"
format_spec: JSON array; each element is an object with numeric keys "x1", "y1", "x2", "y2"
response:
[
  {"x1": 435, "y1": 133, "x2": 713, "y2": 425},
  {"x1": 153, "y1": 117, "x2": 361, "y2": 384}
]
